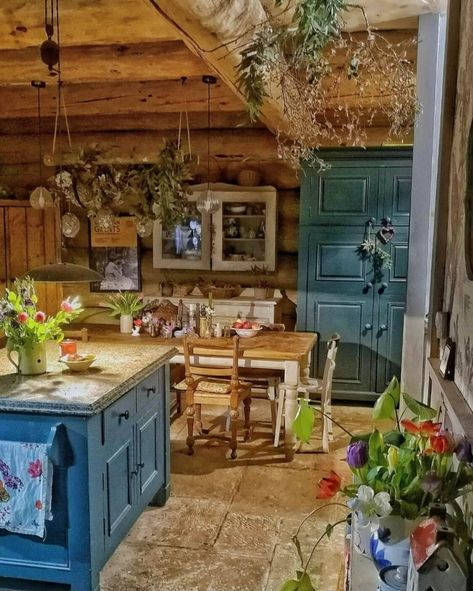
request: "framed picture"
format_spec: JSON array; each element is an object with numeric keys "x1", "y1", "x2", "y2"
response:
[
  {"x1": 89, "y1": 217, "x2": 141, "y2": 292},
  {"x1": 439, "y1": 338, "x2": 455, "y2": 380}
]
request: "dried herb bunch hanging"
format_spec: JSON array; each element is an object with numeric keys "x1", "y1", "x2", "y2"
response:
[
  {"x1": 52, "y1": 139, "x2": 195, "y2": 231},
  {"x1": 237, "y1": 0, "x2": 419, "y2": 168}
]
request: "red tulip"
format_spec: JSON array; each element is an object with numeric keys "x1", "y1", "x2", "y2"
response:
[
  {"x1": 316, "y1": 471, "x2": 341, "y2": 499},
  {"x1": 17, "y1": 312, "x2": 28, "y2": 324},
  {"x1": 34, "y1": 311, "x2": 46, "y2": 323},
  {"x1": 430, "y1": 432, "x2": 454, "y2": 454},
  {"x1": 401, "y1": 419, "x2": 442, "y2": 437}
]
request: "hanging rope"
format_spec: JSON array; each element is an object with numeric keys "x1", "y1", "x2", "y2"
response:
[
  {"x1": 51, "y1": 0, "x2": 71, "y2": 155},
  {"x1": 177, "y1": 77, "x2": 192, "y2": 157}
]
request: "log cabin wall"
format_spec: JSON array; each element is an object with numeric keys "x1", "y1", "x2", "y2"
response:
[{"x1": 0, "y1": 2, "x2": 416, "y2": 307}]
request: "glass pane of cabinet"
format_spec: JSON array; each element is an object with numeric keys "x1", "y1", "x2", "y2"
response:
[
  {"x1": 153, "y1": 195, "x2": 211, "y2": 270},
  {"x1": 212, "y1": 186, "x2": 277, "y2": 272}
]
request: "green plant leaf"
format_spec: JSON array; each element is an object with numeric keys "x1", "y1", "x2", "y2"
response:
[
  {"x1": 373, "y1": 392, "x2": 396, "y2": 420},
  {"x1": 385, "y1": 376, "x2": 401, "y2": 405},
  {"x1": 280, "y1": 581, "x2": 300, "y2": 591},
  {"x1": 292, "y1": 400, "x2": 315, "y2": 443},
  {"x1": 402, "y1": 392, "x2": 437, "y2": 420},
  {"x1": 398, "y1": 500, "x2": 419, "y2": 520},
  {"x1": 384, "y1": 431, "x2": 405, "y2": 447},
  {"x1": 369, "y1": 430, "x2": 384, "y2": 464}
]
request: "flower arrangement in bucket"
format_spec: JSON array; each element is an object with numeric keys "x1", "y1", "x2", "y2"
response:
[
  {"x1": 278, "y1": 377, "x2": 473, "y2": 590},
  {"x1": 102, "y1": 291, "x2": 144, "y2": 333},
  {"x1": 0, "y1": 277, "x2": 82, "y2": 375}
]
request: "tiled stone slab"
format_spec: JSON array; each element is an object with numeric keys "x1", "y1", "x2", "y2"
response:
[
  {"x1": 171, "y1": 441, "x2": 246, "y2": 501},
  {"x1": 215, "y1": 511, "x2": 280, "y2": 558},
  {"x1": 125, "y1": 497, "x2": 228, "y2": 549},
  {"x1": 101, "y1": 543, "x2": 269, "y2": 591}
]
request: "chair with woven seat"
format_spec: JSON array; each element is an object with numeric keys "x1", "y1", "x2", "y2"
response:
[
  {"x1": 182, "y1": 335, "x2": 252, "y2": 459},
  {"x1": 275, "y1": 334, "x2": 340, "y2": 452}
]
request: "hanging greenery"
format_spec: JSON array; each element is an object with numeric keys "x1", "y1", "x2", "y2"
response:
[
  {"x1": 236, "y1": 0, "x2": 419, "y2": 169},
  {"x1": 51, "y1": 139, "x2": 195, "y2": 230}
]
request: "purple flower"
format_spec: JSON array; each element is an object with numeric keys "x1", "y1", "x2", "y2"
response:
[
  {"x1": 421, "y1": 471, "x2": 442, "y2": 494},
  {"x1": 455, "y1": 436, "x2": 473, "y2": 463},
  {"x1": 347, "y1": 440, "x2": 369, "y2": 469}
]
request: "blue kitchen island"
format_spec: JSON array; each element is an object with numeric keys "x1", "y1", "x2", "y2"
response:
[{"x1": 0, "y1": 341, "x2": 176, "y2": 591}]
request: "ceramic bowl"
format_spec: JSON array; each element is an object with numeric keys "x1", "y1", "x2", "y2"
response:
[
  {"x1": 234, "y1": 327, "x2": 262, "y2": 338},
  {"x1": 60, "y1": 354, "x2": 96, "y2": 372},
  {"x1": 228, "y1": 204, "x2": 247, "y2": 214}
]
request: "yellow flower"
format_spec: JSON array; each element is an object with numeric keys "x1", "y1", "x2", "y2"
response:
[{"x1": 387, "y1": 446, "x2": 398, "y2": 472}]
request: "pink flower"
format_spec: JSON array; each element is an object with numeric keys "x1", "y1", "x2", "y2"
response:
[
  {"x1": 134, "y1": 319, "x2": 142, "y2": 326},
  {"x1": 35, "y1": 499, "x2": 43, "y2": 510},
  {"x1": 27, "y1": 459, "x2": 43, "y2": 478},
  {"x1": 34, "y1": 311, "x2": 46, "y2": 323},
  {"x1": 61, "y1": 300, "x2": 73, "y2": 313},
  {"x1": 17, "y1": 312, "x2": 29, "y2": 323}
]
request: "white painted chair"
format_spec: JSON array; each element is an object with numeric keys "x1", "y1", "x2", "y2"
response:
[{"x1": 275, "y1": 336, "x2": 339, "y2": 452}]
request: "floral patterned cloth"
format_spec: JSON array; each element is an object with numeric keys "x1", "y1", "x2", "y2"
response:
[{"x1": 0, "y1": 441, "x2": 53, "y2": 538}]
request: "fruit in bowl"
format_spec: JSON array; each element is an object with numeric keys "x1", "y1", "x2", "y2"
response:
[
  {"x1": 231, "y1": 320, "x2": 262, "y2": 338},
  {"x1": 60, "y1": 353, "x2": 96, "y2": 372}
]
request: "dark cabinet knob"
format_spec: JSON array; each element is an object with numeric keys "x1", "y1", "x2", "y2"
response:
[
  {"x1": 366, "y1": 282, "x2": 373, "y2": 290},
  {"x1": 380, "y1": 324, "x2": 388, "y2": 331},
  {"x1": 364, "y1": 323, "x2": 372, "y2": 330},
  {"x1": 138, "y1": 462, "x2": 145, "y2": 468},
  {"x1": 384, "y1": 217, "x2": 392, "y2": 225},
  {"x1": 368, "y1": 217, "x2": 376, "y2": 224},
  {"x1": 379, "y1": 282, "x2": 388, "y2": 294},
  {"x1": 131, "y1": 468, "x2": 138, "y2": 476},
  {"x1": 119, "y1": 410, "x2": 130, "y2": 421},
  {"x1": 147, "y1": 386, "x2": 156, "y2": 395}
]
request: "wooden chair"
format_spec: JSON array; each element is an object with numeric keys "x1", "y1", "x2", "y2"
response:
[
  {"x1": 275, "y1": 335, "x2": 340, "y2": 452},
  {"x1": 182, "y1": 335, "x2": 252, "y2": 459},
  {"x1": 63, "y1": 327, "x2": 89, "y2": 342}
]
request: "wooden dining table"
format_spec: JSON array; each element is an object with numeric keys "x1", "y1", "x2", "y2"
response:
[{"x1": 86, "y1": 328, "x2": 318, "y2": 459}]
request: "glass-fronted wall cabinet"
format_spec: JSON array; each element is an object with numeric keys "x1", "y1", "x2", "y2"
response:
[
  {"x1": 153, "y1": 193, "x2": 211, "y2": 270},
  {"x1": 153, "y1": 183, "x2": 277, "y2": 272}
]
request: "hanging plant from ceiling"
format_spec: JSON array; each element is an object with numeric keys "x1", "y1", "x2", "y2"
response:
[
  {"x1": 236, "y1": 0, "x2": 419, "y2": 168},
  {"x1": 51, "y1": 139, "x2": 195, "y2": 237}
]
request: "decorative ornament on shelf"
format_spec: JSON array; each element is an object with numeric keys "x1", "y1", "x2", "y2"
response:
[
  {"x1": 196, "y1": 76, "x2": 220, "y2": 215},
  {"x1": 30, "y1": 80, "x2": 54, "y2": 210},
  {"x1": 135, "y1": 216, "x2": 154, "y2": 238},
  {"x1": 94, "y1": 206, "x2": 115, "y2": 232}
]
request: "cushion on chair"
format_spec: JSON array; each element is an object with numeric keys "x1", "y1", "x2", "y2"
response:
[{"x1": 174, "y1": 377, "x2": 252, "y2": 394}]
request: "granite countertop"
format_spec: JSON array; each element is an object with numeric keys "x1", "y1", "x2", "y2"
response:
[{"x1": 0, "y1": 341, "x2": 176, "y2": 416}]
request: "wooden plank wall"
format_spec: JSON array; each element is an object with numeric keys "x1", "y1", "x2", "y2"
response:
[{"x1": 0, "y1": 200, "x2": 62, "y2": 315}]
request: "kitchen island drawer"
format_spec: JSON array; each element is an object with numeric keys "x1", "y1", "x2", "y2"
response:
[{"x1": 103, "y1": 387, "x2": 136, "y2": 444}]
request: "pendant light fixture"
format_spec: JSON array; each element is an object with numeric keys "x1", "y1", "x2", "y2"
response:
[
  {"x1": 196, "y1": 75, "x2": 220, "y2": 214},
  {"x1": 24, "y1": 262, "x2": 103, "y2": 283},
  {"x1": 30, "y1": 80, "x2": 54, "y2": 210}
]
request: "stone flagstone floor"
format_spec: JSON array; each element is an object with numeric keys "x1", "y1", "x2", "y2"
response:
[{"x1": 101, "y1": 400, "x2": 374, "y2": 591}]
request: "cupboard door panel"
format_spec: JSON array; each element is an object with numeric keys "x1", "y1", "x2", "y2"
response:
[
  {"x1": 381, "y1": 166, "x2": 412, "y2": 226},
  {"x1": 301, "y1": 227, "x2": 375, "y2": 395},
  {"x1": 376, "y1": 301, "x2": 406, "y2": 392},
  {"x1": 105, "y1": 439, "x2": 134, "y2": 541},
  {"x1": 300, "y1": 163, "x2": 379, "y2": 226},
  {"x1": 137, "y1": 410, "x2": 164, "y2": 502}
]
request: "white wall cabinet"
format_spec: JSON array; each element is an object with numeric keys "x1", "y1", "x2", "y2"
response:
[{"x1": 153, "y1": 183, "x2": 277, "y2": 272}]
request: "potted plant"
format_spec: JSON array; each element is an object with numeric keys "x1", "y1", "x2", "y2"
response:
[
  {"x1": 251, "y1": 265, "x2": 274, "y2": 299},
  {"x1": 102, "y1": 291, "x2": 144, "y2": 333},
  {"x1": 0, "y1": 277, "x2": 82, "y2": 375}
]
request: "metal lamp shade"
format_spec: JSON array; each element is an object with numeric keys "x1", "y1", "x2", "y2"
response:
[{"x1": 24, "y1": 263, "x2": 104, "y2": 283}]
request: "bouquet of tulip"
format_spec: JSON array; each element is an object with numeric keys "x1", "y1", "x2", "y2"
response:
[
  {"x1": 279, "y1": 377, "x2": 473, "y2": 591},
  {"x1": 0, "y1": 277, "x2": 82, "y2": 349}
]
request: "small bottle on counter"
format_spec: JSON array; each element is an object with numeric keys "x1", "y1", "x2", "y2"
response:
[{"x1": 214, "y1": 322, "x2": 222, "y2": 337}]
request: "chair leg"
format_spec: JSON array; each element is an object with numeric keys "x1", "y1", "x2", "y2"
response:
[
  {"x1": 268, "y1": 386, "x2": 277, "y2": 433},
  {"x1": 229, "y1": 409, "x2": 239, "y2": 459},
  {"x1": 186, "y1": 404, "x2": 195, "y2": 455},
  {"x1": 225, "y1": 407, "x2": 231, "y2": 432},
  {"x1": 326, "y1": 403, "x2": 334, "y2": 441},
  {"x1": 274, "y1": 387, "x2": 285, "y2": 447},
  {"x1": 243, "y1": 396, "x2": 251, "y2": 441},
  {"x1": 195, "y1": 403, "x2": 203, "y2": 435}
]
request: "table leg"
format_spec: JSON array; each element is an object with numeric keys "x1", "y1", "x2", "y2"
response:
[{"x1": 283, "y1": 360, "x2": 300, "y2": 461}]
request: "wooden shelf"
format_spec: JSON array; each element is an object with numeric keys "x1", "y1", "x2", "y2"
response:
[{"x1": 223, "y1": 238, "x2": 265, "y2": 242}]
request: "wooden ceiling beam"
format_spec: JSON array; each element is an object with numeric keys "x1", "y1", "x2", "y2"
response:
[
  {"x1": 0, "y1": 0, "x2": 180, "y2": 50},
  {"x1": 0, "y1": 77, "x2": 244, "y2": 119},
  {"x1": 0, "y1": 41, "x2": 212, "y2": 85}
]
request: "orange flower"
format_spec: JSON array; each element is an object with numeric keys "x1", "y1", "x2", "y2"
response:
[
  {"x1": 35, "y1": 500, "x2": 43, "y2": 510},
  {"x1": 316, "y1": 471, "x2": 342, "y2": 499},
  {"x1": 430, "y1": 432, "x2": 454, "y2": 454},
  {"x1": 401, "y1": 419, "x2": 442, "y2": 437}
]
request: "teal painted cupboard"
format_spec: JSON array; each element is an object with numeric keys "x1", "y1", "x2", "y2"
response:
[{"x1": 297, "y1": 149, "x2": 412, "y2": 400}]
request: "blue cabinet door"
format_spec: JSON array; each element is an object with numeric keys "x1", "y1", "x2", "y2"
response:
[
  {"x1": 104, "y1": 436, "x2": 135, "y2": 550},
  {"x1": 136, "y1": 409, "x2": 164, "y2": 506},
  {"x1": 300, "y1": 163, "x2": 379, "y2": 226},
  {"x1": 299, "y1": 226, "x2": 376, "y2": 395}
]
